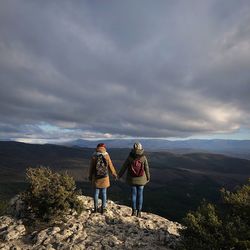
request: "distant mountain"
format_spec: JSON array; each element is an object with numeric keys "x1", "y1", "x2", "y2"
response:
[{"x1": 66, "y1": 139, "x2": 250, "y2": 159}]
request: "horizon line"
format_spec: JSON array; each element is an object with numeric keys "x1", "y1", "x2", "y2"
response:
[{"x1": 1, "y1": 138, "x2": 250, "y2": 145}]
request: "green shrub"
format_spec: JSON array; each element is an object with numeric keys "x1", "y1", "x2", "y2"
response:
[
  {"x1": 0, "y1": 199, "x2": 8, "y2": 216},
  {"x1": 21, "y1": 167, "x2": 84, "y2": 222},
  {"x1": 178, "y1": 179, "x2": 250, "y2": 250}
]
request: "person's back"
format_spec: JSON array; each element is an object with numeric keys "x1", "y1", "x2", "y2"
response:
[
  {"x1": 89, "y1": 143, "x2": 117, "y2": 214},
  {"x1": 118, "y1": 142, "x2": 150, "y2": 217}
]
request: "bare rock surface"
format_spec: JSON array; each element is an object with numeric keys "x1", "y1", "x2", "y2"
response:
[{"x1": 0, "y1": 196, "x2": 182, "y2": 250}]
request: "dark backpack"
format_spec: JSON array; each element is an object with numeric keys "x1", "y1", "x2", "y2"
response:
[
  {"x1": 130, "y1": 158, "x2": 144, "y2": 177},
  {"x1": 95, "y1": 154, "x2": 108, "y2": 178}
]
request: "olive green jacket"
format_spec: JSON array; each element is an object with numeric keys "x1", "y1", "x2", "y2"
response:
[{"x1": 118, "y1": 149, "x2": 150, "y2": 186}]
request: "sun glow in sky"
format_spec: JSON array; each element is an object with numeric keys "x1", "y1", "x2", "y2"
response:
[{"x1": 0, "y1": 0, "x2": 250, "y2": 142}]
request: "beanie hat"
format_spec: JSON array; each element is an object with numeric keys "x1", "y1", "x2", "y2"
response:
[
  {"x1": 133, "y1": 142, "x2": 142, "y2": 150},
  {"x1": 97, "y1": 143, "x2": 106, "y2": 149}
]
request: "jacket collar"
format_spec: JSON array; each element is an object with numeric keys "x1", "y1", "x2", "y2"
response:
[
  {"x1": 93, "y1": 147, "x2": 108, "y2": 156},
  {"x1": 130, "y1": 148, "x2": 144, "y2": 158}
]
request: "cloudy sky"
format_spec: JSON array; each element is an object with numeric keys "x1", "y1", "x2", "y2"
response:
[{"x1": 0, "y1": 0, "x2": 250, "y2": 143}]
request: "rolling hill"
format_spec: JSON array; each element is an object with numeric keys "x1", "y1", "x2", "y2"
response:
[{"x1": 0, "y1": 141, "x2": 249, "y2": 221}]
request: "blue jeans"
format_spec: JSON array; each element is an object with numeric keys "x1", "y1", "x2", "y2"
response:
[
  {"x1": 131, "y1": 185, "x2": 144, "y2": 211},
  {"x1": 94, "y1": 188, "x2": 107, "y2": 209}
]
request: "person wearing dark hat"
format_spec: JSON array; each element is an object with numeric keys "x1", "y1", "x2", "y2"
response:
[
  {"x1": 118, "y1": 142, "x2": 150, "y2": 217},
  {"x1": 89, "y1": 143, "x2": 117, "y2": 214}
]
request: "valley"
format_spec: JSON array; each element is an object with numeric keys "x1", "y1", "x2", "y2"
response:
[{"x1": 0, "y1": 141, "x2": 249, "y2": 222}]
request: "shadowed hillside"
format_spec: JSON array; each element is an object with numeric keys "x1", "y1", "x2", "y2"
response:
[{"x1": 0, "y1": 141, "x2": 249, "y2": 221}]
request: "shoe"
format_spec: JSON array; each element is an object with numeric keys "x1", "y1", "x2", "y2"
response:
[
  {"x1": 137, "y1": 210, "x2": 142, "y2": 218},
  {"x1": 131, "y1": 209, "x2": 136, "y2": 216},
  {"x1": 92, "y1": 207, "x2": 98, "y2": 213},
  {"x1": 101, "y1": 207, "x2": 107, "y2": 214}
]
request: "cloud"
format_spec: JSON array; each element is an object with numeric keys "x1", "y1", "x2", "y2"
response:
[{"x1": 0, "y1": 0, "x2": 250, "y2": 141}]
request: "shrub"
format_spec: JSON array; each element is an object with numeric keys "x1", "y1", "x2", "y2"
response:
[
  {"x1": 21, "y1": 166, "x2": 84, "y2": 222},
  {"x1": 178, "y1": 179, "x2": 250, "y2": 250},
  {"x1": 0, "y1": 199, "x2": 8, "y2": 216}
]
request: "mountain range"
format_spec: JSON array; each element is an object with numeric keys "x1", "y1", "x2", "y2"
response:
[{"x1": 65, "y1": 139, "x2": 250, "y2": 159}]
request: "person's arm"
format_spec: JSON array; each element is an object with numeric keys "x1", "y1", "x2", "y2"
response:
[
  {"x1": 144, "y1": 157, "x2": 150, "y2": 182},
  {"x1": 106, "y1": 154, "x2": 117, "y2": 178},
  {"x1": 118, "y1": 156, "x2": 130, "y2": 178},
  {"x1": 89, "y1": 157, "x2": 95, "y2": 181}
]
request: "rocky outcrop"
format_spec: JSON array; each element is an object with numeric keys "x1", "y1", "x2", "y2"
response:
[
  {"x1": 0, "y1": 216, "x2": 25, "y2": 242},
  {"x1": 0, "y1": 196, "x2": 182, "y2": 250}
]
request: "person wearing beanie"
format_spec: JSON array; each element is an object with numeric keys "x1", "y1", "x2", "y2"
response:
[
  {"x1": 89, "y1": 143, "x2": 117, "y2": 214},
  {"x1": 118, "y1": 142, "x2": 150, "y2": 217}
]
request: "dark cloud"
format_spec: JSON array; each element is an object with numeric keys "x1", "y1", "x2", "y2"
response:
[{"x1": 0, "y1": 0, "x2": 250, "y2": 141}]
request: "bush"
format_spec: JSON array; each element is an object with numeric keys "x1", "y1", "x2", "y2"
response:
[
  {"x1": 178, "y1": 179, "x2": 250, "y2": 250},
  {"x1": 0, "y1": 199, "x2": 8, "y2": 216},
  {"x1": 21, "y1": 167, "x2": 84, "y2": 222}
]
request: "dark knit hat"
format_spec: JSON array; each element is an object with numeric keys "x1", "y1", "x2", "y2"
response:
[{"x1": 97, "y1": 143, "x2": 106, "y2": 149}]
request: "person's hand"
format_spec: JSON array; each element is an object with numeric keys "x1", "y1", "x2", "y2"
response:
[{"x1": 114, "y1": 175, "x2": 118, "y2": 181}]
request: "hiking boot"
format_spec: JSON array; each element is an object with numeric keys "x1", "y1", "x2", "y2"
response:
[
  {"x1": 137, "y1": 210, "x2": 142, "y2": 218},
  {"x1": 131, "y1": 209, "x2": 136, "y2": 216},
  {"x1": 92, "y1": 207, "x2": 98, "y2": 213},
  {"x1": 101, "y1": 207, "x2": 107, "y2": 214}
]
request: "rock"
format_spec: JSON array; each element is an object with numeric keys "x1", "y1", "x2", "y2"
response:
[
  {"x1": 1, "y1": 195, "x2": 182, "y2": 249},
  {"x1": 34, "y1": 229, "x2": 48, "y2": 244},
  {"x1": 0, "y1": 216, "x2": 13, "y2": 229},
  {"x1": 44, "y1": 244, "x2": 55, "y2": 250},
  {"x1": 60, "y1": 229, "x2": 73, "y2": 240},
  {"x1": 14, "y1": 225, "x2": 25, "y2": 233},
  {"x1": 71, "y1": 245, "x2": 83, "y2": 250},
  {"x1": 10, "y1": 246, "x2": 21, "y2": 250},
  {"x1": 0, "y1": 216, "x2": 26, "y2": 242},
  {"x1": 50, "y1": 226, "x2": 61, "y2": 235}
]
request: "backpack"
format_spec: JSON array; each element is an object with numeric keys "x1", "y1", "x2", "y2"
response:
[
  {"x1": 130, "y1": 158, "x2": 144, "y2": 177},
  {"x1": 95, "y1": 154, "x2": 108, "y2": 178}
]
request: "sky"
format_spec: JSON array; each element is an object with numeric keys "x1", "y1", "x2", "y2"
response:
[{"x1": 0, "y1": 0, "x2": 250, "y2": 143}]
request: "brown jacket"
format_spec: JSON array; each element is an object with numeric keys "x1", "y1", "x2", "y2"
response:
[{"x1": 89, "y1": 147, "x2": 117, "y2": 188}]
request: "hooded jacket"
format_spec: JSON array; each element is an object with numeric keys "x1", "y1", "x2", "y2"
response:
[
  {"x1": 89, "y1": 146, "x2": 117, "y2": 188},
  {"x1": 118, "y1": 148, "x2": 150, "y2": 186}
]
